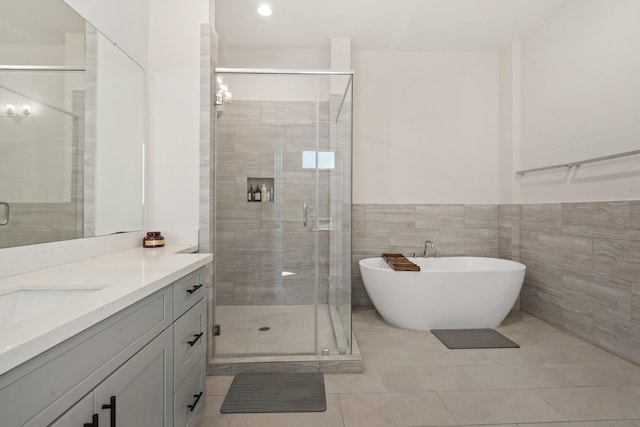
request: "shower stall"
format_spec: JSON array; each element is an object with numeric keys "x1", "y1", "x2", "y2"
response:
[
  {"x1": 212, "y1": 69, "x2": 353, "y2": 359},
  {"x1": 0, "y1": 66, "x2": 85, "y2": 248}
]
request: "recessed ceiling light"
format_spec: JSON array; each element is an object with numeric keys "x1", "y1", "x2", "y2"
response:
[{"x1": 257, "y1": 3, "x2": 272, "y2": 17}]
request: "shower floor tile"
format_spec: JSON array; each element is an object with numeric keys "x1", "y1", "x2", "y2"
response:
[{"x1": 214, "y1": 304, "x2": 338, "y2": 356}]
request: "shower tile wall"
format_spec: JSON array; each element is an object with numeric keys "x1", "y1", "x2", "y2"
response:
[
  {"x1": 215, "y1": 100, "x2": 332, "y2": 306},
  {"x1": 0, "y1": 203, "x2": 80, "y2": 248},
  {"x1": 516, "y1": 201, "x2": 640, "y2": 365},
  {"x1": 351, "y1": 203, "x2": 500, "y2": 305}
]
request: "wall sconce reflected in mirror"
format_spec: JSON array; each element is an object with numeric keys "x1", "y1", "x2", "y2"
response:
[
  {"x1": 215, "y1": 75, "x2": 232, "y2": 106},
  {"x1": 3, "y1": 103, "x2": 31, "y2": 118}
]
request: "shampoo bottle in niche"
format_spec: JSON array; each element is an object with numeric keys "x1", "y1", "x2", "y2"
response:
[
  {"x1": 247, "y1": 184, "x2": 253, "y2": 202},
  {"x1": 261, "y1": 184, "x2": 268, "y2": 203},
  {"x1": 254, "y1": 184, "x2": 261, "y2": 202}
]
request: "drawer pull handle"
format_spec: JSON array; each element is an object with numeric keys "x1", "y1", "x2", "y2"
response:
[
  {"x1": 101, "y1": 396, "x2": 116, "y2": 427},
  {"x1": 83, "y1": 413, "x2": 99, "y2": 427},
  {"x1": 187, "y1": 284, "x2": 203, "y2": 294},
  {"x1": 188, "y1": 332, "x2": 204, "y2": 346},
  {"x1": 187, "y1": 392, "x2": 203, "y2": 411}
]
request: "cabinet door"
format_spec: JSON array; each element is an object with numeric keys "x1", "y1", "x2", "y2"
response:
[
  {"x1": 48, "y1": 393, "x2": 94, "y2": 427},
  {"x1": 94, "y1": 327, "x2": 173, "y2": 427}
]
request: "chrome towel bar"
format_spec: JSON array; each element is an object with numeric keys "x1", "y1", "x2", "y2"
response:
[{"x1": 516, "y1": 149, "x2": 640, "y2": 176}]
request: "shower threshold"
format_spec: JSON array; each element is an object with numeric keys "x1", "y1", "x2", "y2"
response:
[
  {"x1": 209, "y1": 304, "x2": 362, "y2": 374},
  {"x1": 208, "y1": 335, "x2": 362, "y2": 375}
]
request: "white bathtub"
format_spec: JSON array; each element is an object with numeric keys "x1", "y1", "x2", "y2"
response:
[{"x1": 359, "y1": 257, "x2": 526, "y2": 330}]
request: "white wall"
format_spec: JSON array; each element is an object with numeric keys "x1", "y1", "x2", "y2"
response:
[
  {"x1": 516, "y1": 0, "x2": 640, "y2": 203},
  {"x1": 146, "y1": 0, "x2": 209, "y2": 244},
  {"x1": 498, "y1": 42, "x2": 521, "y2": 204},
  {"x1": 94, "y1": 34, "x2": 144, "y2": 235},
  {"x1": 352, "y1": 50, "x2": 500, "y2": 204}
]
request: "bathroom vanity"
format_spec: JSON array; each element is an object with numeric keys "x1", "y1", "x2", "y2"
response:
[{"x1": 0, "y1": 246, "x2": 212, "y2": 427}]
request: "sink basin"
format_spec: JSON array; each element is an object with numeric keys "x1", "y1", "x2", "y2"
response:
[{"x1": 0, "y1": 287, "x2": 103, "y2": 326}]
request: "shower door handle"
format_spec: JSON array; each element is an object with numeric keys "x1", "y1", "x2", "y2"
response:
[
  {"x1": 0, "y1": 201, "x2": 8, "y2": 226},
  {"x1": 303, "y1": 203, "x2": 308, "y2": 226}
]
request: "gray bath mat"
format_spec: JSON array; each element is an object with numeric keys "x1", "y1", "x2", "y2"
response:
[
  {"x1": 431, "y1": 328, "x2": 520, "y2": 349},
  {"x1": 220, "y1": 373, "x2": 326, "y2": 414}
]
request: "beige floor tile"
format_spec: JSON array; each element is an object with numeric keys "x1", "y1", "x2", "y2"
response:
[
  {"x1": 195, "y1": 396, "x2": 232, "y2": 427},
  {"x1": 518, "y1": 421, "x2": 635, "y2": 427},
  {"x1": 226, "y1": 394, "x2": 345, "y2": 427},
  {"x1": 485, "y1": 343, "x2": 622, "y2": 365},
  {"x1": 339, "y1": 392, "x2": 457, "y2": 427},
  {"x1": 324, "y1": 370, "x2": 387, "y2": 394},
  {"x1": 377, "y1": 364, "x2": 480, "y2": 392},
  {"x1": 357, "y1": 346, "x2": 415, "y2": 368},
  {"x1": 501, "y1": 329, "x2": 586, "y2": 345},
  {"x1": 405, "y1": 346, "x2": 497, "y2": 366},
  {"x1": 498, "y1": 311, "x2": 561, "y2": 332},
  {"x1": 629, "y1": 421, "x2": 640, "y2": 426},
  {"x1": 543, "y1": 362, "x2": 640, "y2": 386},
  {"x1": 534, "y1": 386, "x2": 640, "y2": 421},
  {"x1": 438, "y1": 389, "x2": 566, "y2": 424},
  {"x1": 206, "y1": 375, "x2": 234, "y2": 396},
  {"x1": 354, "y1": 328, "x2": 436, "y2": 348},
  {"x1": 462, "y1": 364, "x2": 573, "y2": 389}
]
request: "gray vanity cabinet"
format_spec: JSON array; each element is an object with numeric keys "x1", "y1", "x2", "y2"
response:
[
  {"x1": 0, "y1": 266, "x2": 208, "y2": 427},
  {"x1": 49, "y1": 394, "x2": 94, "y2": 427},
  {"x1": 51, "y1": 327, "x2": 173, "y2": 427}
]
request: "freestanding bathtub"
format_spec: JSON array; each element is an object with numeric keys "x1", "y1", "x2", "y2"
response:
[{"x1": 359, "y1": 257, "x2": 526, "y2": 330}]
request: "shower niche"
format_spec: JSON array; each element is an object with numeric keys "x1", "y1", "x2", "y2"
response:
[
  {"x1": 213, "y1": 69, "x2": 354, "y2": 362},
  {"x1": 246, "y1": 177, "x2": 274, "y2": 203}
]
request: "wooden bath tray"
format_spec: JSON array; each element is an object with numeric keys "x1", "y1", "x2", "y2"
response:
[{"x1": 382, "y1": 253, "x2": 420, "y2": 271}]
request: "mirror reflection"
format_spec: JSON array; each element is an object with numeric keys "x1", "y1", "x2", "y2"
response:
[{"x1": 0, "y1": 0, "x2": 144, "y2": 249}]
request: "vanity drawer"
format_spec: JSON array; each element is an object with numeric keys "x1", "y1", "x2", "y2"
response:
[
  {"x1": 174, "y1": 297, "x2": 207, "y2": 388},
  {"x1": 174, "y1": 354, "x2": 206, "y2": 427},
  {"x1": 173, "y1": 269, "x2": 205, "y2": 319}
]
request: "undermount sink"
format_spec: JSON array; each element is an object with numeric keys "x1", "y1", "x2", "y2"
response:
[{"x1": 0, "y1": 287, "x2": 104, "y2": 326}]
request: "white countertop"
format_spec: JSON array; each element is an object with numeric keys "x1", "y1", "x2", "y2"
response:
[{"x1": 0, "y1": 245, "x2": 212, "y2": 376}]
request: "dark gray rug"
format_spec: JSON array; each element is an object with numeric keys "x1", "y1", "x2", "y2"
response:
[
  {"x1": 431, "y1": 328, "x2": 520, "y2": 349},
  {"x1": 220, "y1": 373, "x2": 326, "y2": 414}
]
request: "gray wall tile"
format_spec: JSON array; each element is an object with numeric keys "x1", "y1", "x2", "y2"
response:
[
  {"x1": 631, "y1": 201, "x2": 640, "y2": 240},
  {"x1": 593, "y1": 238, "x2": 640, "y2": 282},
  {"x1": 538, "y1": 292, "x2": 594, "y2": 342},
  {"x1": 465, "y1": 204, "x2": 498, "y2": 229},
  {"x1": 563, "y1": 201, "x2": 630, "y2": 239},
  {"x1": 563, "y1": 270, "x2": 632, "y2": 321},
  {"x1": 595, "y1": 311, "x2": 640, "y2": 366},
  {"x1": 633, "y1": 282, "x2": 640, "y2": 325},
  {"x1": 520, "y1": 203, "x2": 562, "y2": 233},
  {"x1": 415, "y1": 204, "x2": 465, "y2": 229}
]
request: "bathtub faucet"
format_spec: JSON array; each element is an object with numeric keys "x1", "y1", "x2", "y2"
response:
[{"x1": 423, "y1": 240, "x2": 436, "y2": 258}]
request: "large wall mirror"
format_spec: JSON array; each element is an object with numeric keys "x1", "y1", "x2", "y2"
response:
[{"x1": 0, "y1": 0, "x2": 144, "y2": 249}]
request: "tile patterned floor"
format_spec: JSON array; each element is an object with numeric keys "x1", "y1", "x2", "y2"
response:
[{"x1": 197, "y1": 308, "x2": 640, "y2": 427}]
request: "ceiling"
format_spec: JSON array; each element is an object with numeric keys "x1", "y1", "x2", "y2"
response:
[{"x1": 215, "y1": 0, "x2": 575, "y2": 51}]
